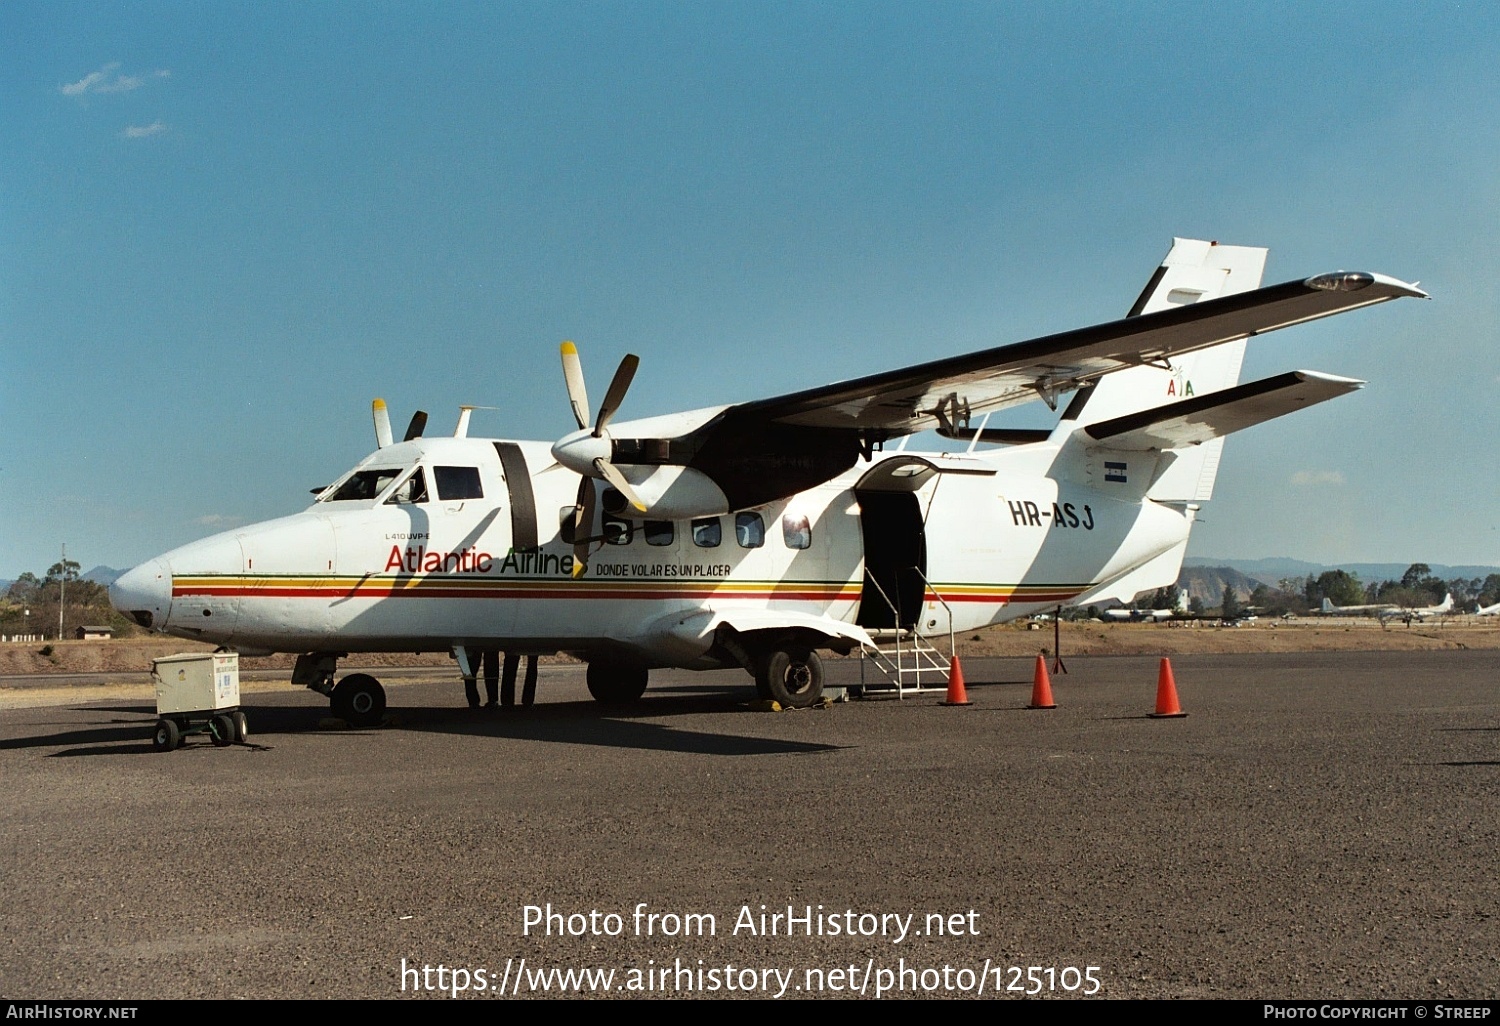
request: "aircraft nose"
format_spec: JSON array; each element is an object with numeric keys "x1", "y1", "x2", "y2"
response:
[{"x1": 110, "y1": 558, "x2": 172, "y2": 630}]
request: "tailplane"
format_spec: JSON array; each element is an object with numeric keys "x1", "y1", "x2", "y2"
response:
[{"x1": 1051, "y1": 238, "x2": 1266, "y2": 501}]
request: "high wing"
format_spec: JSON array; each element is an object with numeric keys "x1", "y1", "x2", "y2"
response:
[
  {"x1": 722, "y1": 270, "x2": 1423, "y2": 434},
  {"x1": 559, "y1": 262, "x2": 1425, "y2": 515}
]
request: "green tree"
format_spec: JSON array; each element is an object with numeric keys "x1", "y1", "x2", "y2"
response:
[
  {"x1": 1480, "y1": 574, "x2": 1500, "y2": 606},
  {"x1": 44, "y1": 560, "x2": 81, "y2": 583},
  {"x1": 1308, "y1": 569, "x2": 1364, "y2": 607},
  {"x1": 1221, "y1": 584, "x2": 1241, "y2": 618}
]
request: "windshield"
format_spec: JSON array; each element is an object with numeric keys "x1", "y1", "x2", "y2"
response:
[{"x1": 321, "y1": 467, "x2": 405, "y2": 502}]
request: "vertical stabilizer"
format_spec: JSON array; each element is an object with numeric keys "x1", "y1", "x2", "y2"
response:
[{"x1": 1052, "y1": 238, "x2": 1267, "y2": 501}]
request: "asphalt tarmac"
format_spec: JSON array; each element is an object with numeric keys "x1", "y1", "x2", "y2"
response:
[{"x1": 2, "y1": 650, "x2": 1496, "y2": 1001}]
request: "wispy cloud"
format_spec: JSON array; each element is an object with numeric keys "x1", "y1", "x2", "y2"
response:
[
  {"x1": 193, "y1": 514, "x2": 244, "y2": 528},
  {"x1": 121, "y1": 122, "x2": 168, "y2": 139},
  {"x1": 62, "y1": 63, "x2": 170, "y2": 97},
  {"x1": 1290, "y1": 470, "x2": 1346, "y2": 486}
]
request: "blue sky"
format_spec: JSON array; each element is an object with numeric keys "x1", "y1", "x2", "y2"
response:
[{"x1": 3, "y1": 2, "x2": 1496, "y2": 578}]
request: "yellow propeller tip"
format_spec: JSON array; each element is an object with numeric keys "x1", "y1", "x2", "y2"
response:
[
  {"x1": 560, "y1": 341, "x2": 577, "y2": 355},
  {"x1": 372, "y1": 398, "x2": 387, "y2": 409}
]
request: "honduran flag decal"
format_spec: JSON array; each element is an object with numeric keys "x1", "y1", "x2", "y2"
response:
[{"x1": 1104, "y1": 461, "x2": 1127, "y2": 483}]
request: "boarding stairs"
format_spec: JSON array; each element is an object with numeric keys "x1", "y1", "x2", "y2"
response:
[{"x1": 856, "y1": 569, "x2": 955, "y2": 698}]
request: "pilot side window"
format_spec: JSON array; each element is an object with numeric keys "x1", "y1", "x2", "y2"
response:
[
  {"x1": 691, "y1": 518, "x2": 721, "y2": 548},
  {"x1": 386, "y1": 467, "x2": 428, "y2": 505},
  {"x1": 735, "y1": 512, "x2": 764, "y2": 549},
  {"x1": 603, "y1": 513, "x2": 633, "y2": 546},
  {"x1": 644, "y1": 521, "x2": 674, "y2": 546},
  {"x1": 434, "y1": 466, "x2": 483, "y2": 501},
  {"x1": 782, "y1": 514, "x2": 812, "y2": 550},
  {"x1": 325, "y1": 468, "x2": 403, "y2": 502}
]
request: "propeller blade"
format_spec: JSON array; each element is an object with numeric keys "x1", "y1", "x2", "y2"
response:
[
  {"x1": 594, "y1": 354, "x2": 639, "y2": 436},
  {"x1": 560, "y1": 341, "x2": 590, "y2": 431},
  {"x1": 403, "y1": 411, "x2": 428, "y2": 442},
  {"x1": 594, "y1": 458, "x2": 647, "y2": 512},
  {"x1": 572, "y1": 476, "x2": 597, "y2": 577},
  {"x1": 372, "y1": 398, "x2": 393, "y2": 448}
]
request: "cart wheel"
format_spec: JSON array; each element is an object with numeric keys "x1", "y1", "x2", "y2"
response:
[
  {"x1": 231, "y1": 710, "x2": 249, "y2": 743},
  {"x1": 152, "y1": 718, "x2": 180, "y2": 752},
  {"x1": 209, "y1": 714, "x2": 236, "y2": 747}
]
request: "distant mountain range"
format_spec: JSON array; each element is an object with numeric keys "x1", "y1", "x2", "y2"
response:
[
  {"x1": 1183, "y1": 557, "x2": 1500, "y2": 586},
  {"x1": 1177, "y1": 565, "x2": 1267, "y2": 606},
  {"x1": 0, "y1": 565, "x2": 125, "y2": 593}
]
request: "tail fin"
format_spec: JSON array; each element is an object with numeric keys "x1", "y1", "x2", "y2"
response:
[{"x1": 1051, "y1": 238, "x2": 1267, "y2": 501}]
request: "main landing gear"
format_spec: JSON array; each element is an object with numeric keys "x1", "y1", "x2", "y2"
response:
[
  {"x1": 756, "y1": 647, "x2": 825, "y2": 709},
  {"x1": 586, "y1": 659, "x2": 649, "y2": 704}
]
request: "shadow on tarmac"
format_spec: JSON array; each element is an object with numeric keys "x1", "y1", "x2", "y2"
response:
[{"x1": 4, "y1": 688, "x2": 849, "y2": 759}]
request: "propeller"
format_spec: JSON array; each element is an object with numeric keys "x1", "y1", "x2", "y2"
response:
[
  {"x1": 372, "y1": 398, "x2": 393, "y2": 448},
  {"x1": 554, "y1": 341, "x2": 647, "y2": 576},
  {"x1": 374, "y1": 399, "x2": 428, "y2": 446}
]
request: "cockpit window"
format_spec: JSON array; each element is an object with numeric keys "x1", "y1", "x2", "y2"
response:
[
  {"x1": 323, "y1": 468, "x2": 404, "y2": 502},
  {"x1": 386, "y1": 467, "x2": 429, "y2": 505},
  {"x1": 434, "y1": 466, "x2": 484, "y2": 500}
]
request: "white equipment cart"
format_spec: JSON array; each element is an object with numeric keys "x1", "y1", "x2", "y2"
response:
[{"x1": 150, "y1": 652, "x2": 247, "y2": 751}]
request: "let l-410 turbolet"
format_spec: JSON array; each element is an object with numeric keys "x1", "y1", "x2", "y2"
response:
[{"x1": 111, "y1": 239, "x2": 1426, "y2": 724}]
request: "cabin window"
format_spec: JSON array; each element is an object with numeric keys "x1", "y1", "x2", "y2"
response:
[
  {"x1": 691, "y1": 517, "x2": 721, "y2": 548},
  {"x1": 386, "y1": 467, "x2": 428, "y2": 505},
  {"x1": 782, "y1": 514, "x2": 811, "y2": 550},
  {"x1": 644, "y1": 521, "x2": 674, "y2": 546},
  {"x1": 434, "y1": 466, "x2": 483, "y2": 500},
  {"x1": 324, "y1": 468, "x2": 403, "y2": 502},
  {"x1": 603, "y1": 513, "x2": 633, "y2": 545},
  {"x1": 735, "y1": 512, "x2": 764, "y2": 549}
]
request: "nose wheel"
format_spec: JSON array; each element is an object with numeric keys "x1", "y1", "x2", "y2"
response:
[{"x1": 332, "y1": 673, "x2": 387, "y2": 727}]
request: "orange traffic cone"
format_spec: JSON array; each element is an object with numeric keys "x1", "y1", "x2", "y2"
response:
[
  {"x1": 1028, "y1": 653, "x2": 1056, "y2": 709},
  {"x1": 943, "y1": 655, "x2": 972, "y2": 706},
  {"x1": 1150, "y1": 657, "x2": 1187, "y2": 718}
]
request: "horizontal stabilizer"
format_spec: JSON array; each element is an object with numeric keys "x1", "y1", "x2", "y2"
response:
[{"x1": 1083, "y1": 371, "x2": 1364, "y2": 451}]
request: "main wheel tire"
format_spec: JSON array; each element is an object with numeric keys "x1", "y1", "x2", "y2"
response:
[
  {"x1": 209, "y1": 713, "x2": 236, "y2": 747},
  {"x1": 760, "y1": 648, "x2": 824, "y2": 708},
  {"x1": 585, "y1": 661, "x2": 649, "y2": 704},
  {"x1": 231, "y1": 710, "x2": 249, "y2": 743},
  {"x1": 152, "y1": 718, "x2": 180, "y2": 752},
  {"x1": 332, "y1": 673, "x2": 387, "y2": 727}
]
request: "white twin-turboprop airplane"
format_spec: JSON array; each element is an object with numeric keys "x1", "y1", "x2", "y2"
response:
[
  {"x1": 110, "y1": 239, "x2": 1426, "y2": 723},
  {"x1": 1320, "y1": 593, "x2": 1454, "y2": 623}
]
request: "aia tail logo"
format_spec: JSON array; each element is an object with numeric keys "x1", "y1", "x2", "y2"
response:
[{"x1": 1166, "y1": 369, "x2": 1194, "y2": 398}]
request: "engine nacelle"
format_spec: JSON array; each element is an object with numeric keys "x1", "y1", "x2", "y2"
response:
[{"x1": 602, "y1": 465, "x2": 731, "y2": 520}]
